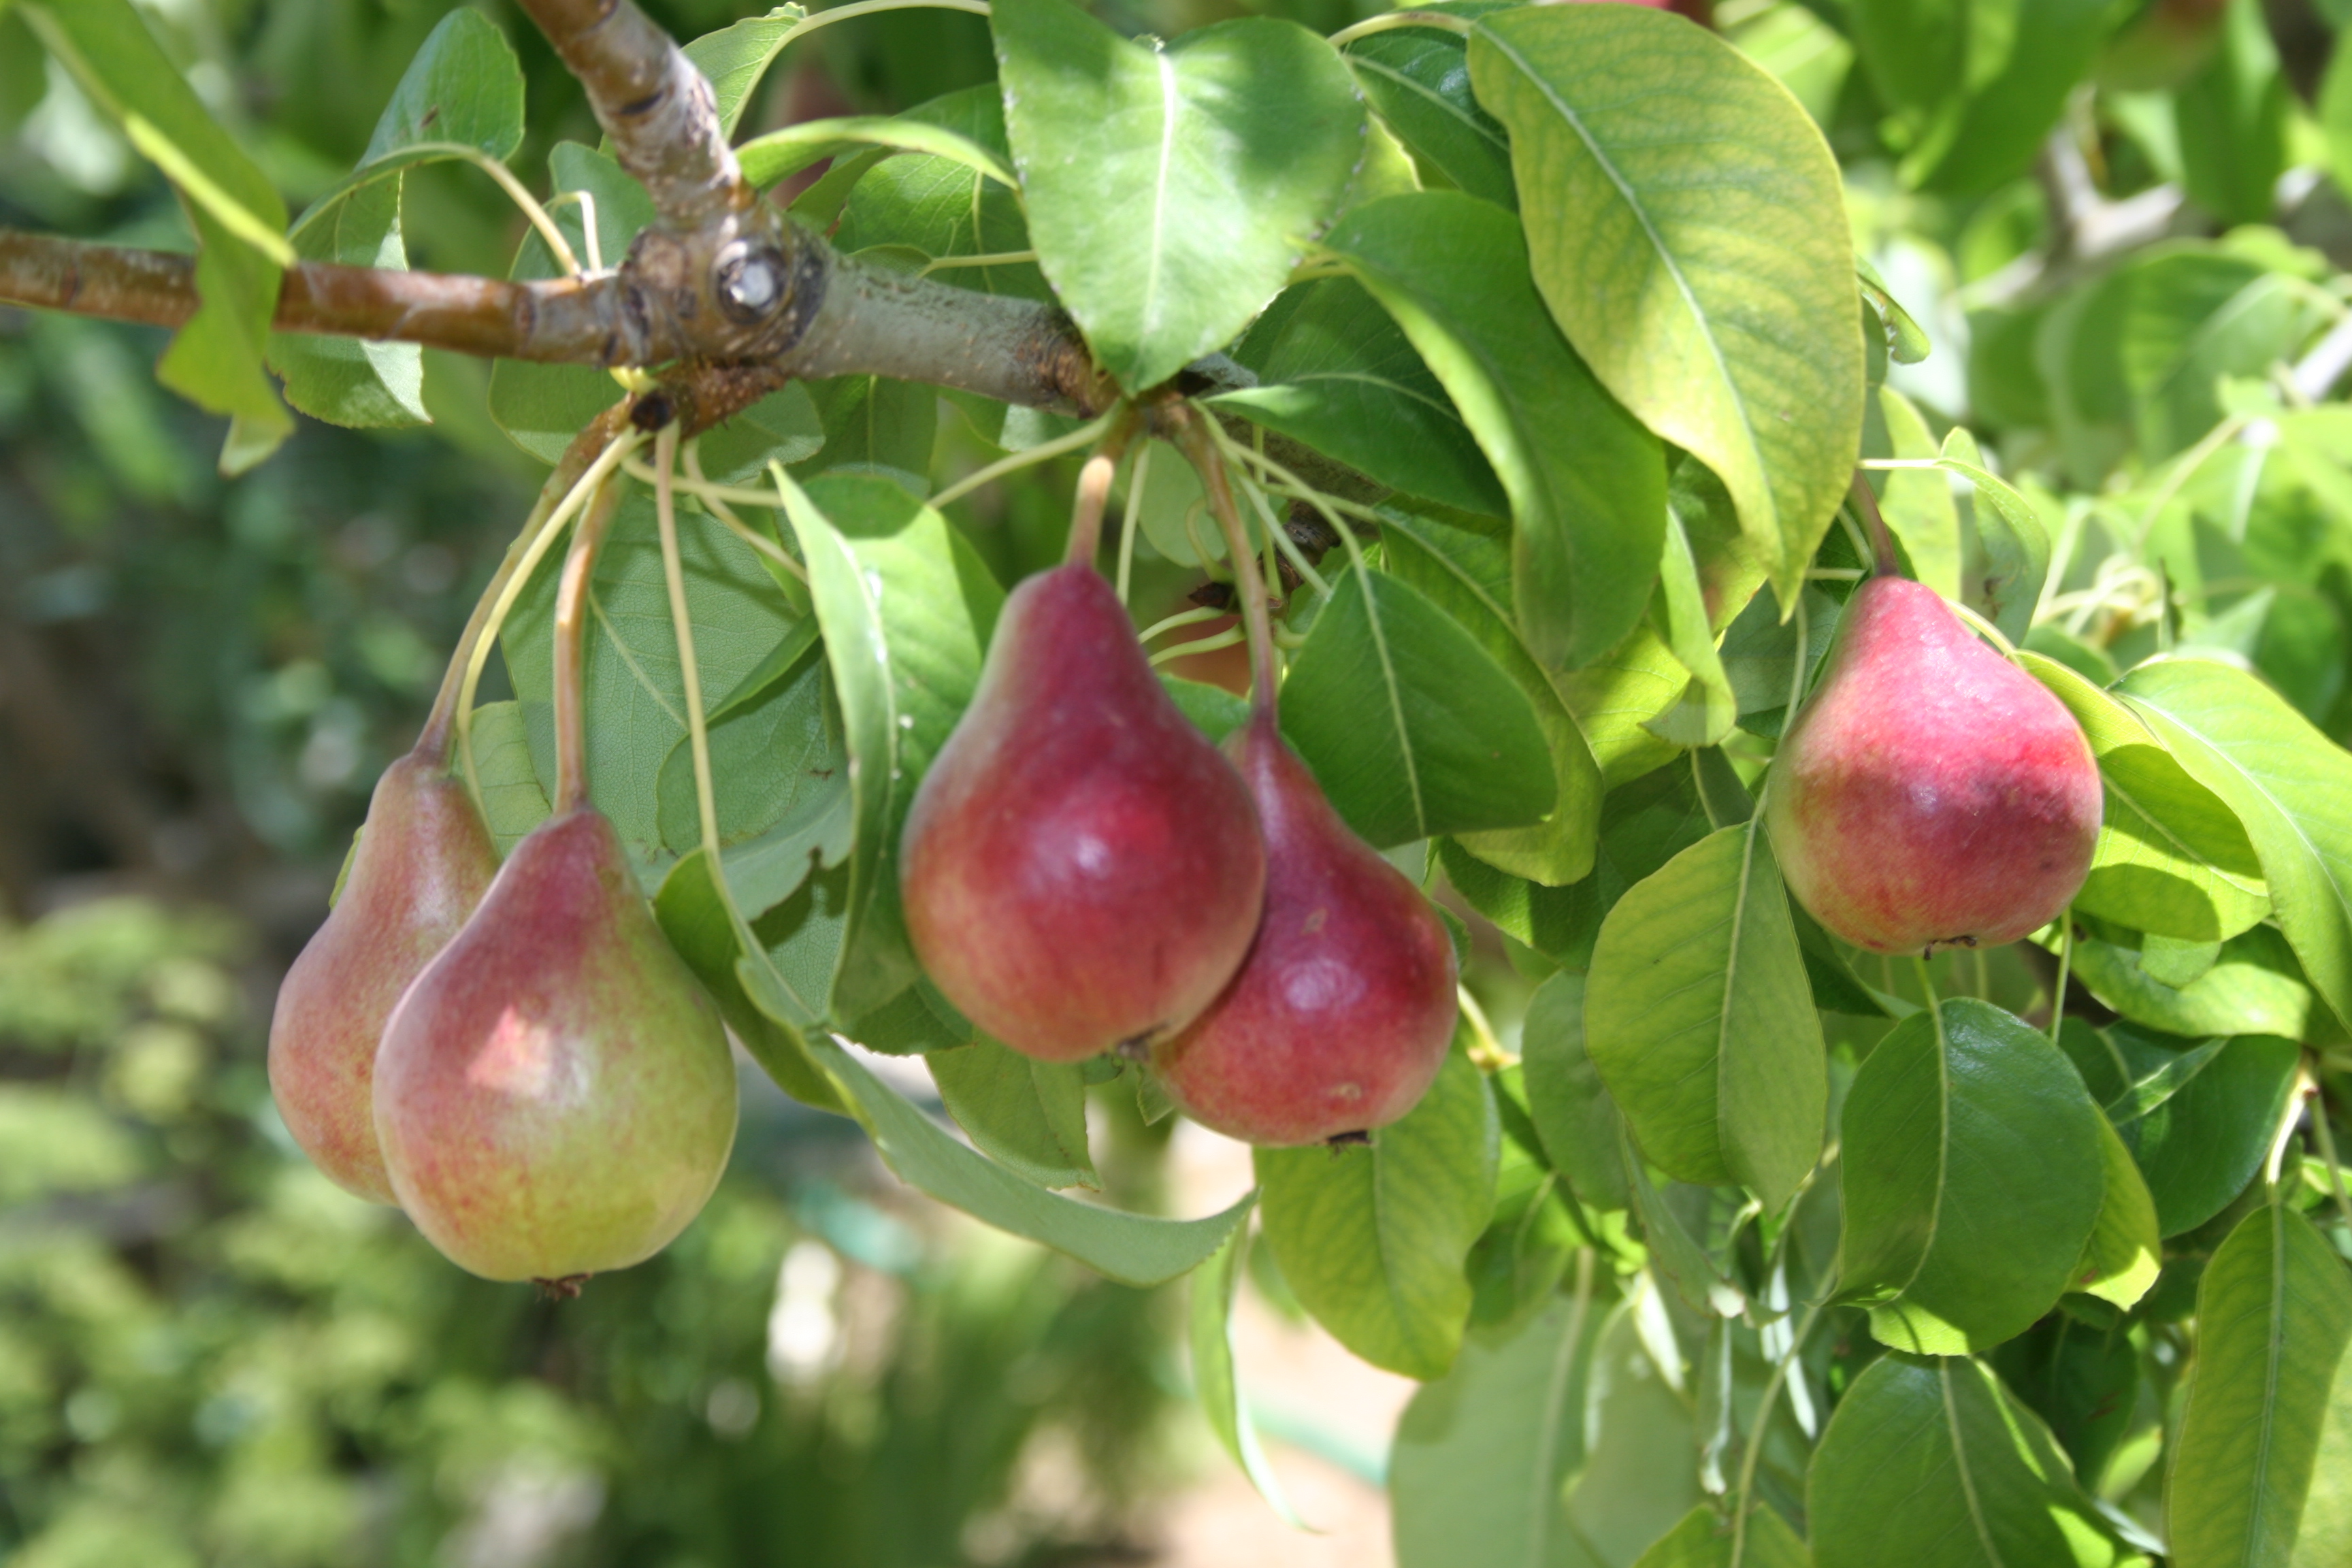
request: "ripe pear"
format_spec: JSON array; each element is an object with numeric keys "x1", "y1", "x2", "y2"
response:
[
  {"x1": 372, "y1": 806, "x2": 738, "y2": 1283},
  {"x1": 1764, "y1": 574, "x2": 2101, "y2": 955},
  {"x1": 269, "y1": 750, "x2": 498, "y2": 1203},
  {"x1": 1153, "y1": 709, "x2": 1458, "y2": 1147},
  {"x1": 901, "y1": 564, "x2": 1267, "y2": 1062}
]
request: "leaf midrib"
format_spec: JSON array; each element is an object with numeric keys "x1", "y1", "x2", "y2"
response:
[
  {"x1": 1343, "y1": 52, "x2": 1507, "y2": 150},
  {"x1": 1354, "y1": 567, "x2": 1430, "y2": 840},
  {"x1": 1939, "y1": 1362, "x2": 2010, "y2": 1568}
]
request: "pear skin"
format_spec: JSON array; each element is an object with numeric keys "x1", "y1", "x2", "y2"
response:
[
  {"x1": 269, "y1": 752, "x2": 498, "y2": 1203},
  {"x1": 900, "y1": 564, "x2": 1267, "y2": 1062},
  {"x1": 373, "y1": 806, "x2": 738, "y2": 1282},
  {"x1": 1764, "y1": 576, "x2": 2102, "y2": 955},
  {"x1": 1154, "y1": 710, "x2": 1458, "y2": 1146}
]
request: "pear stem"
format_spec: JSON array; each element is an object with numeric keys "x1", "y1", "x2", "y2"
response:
[
  {"x1": 551, "y1": 476, "x2": 627, "y2": 815},
  {"x1": 1848, "y1": 471, "x2": 1901, "y2": 577},
  {"x1": 1173, "y1": 405, "x2": 1279, "y2": 715},
  {"x1": 1115, "y1": 440, "x2": 1150, "y2": 606},
  {"x1": 1064, "y1": 410, "x2": 1139, "y2": 567},
  {"x1": 652, "y1": 425, "x2": 723, "y2": 860}
]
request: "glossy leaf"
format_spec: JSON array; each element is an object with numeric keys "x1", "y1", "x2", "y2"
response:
[
  {"x1": 1989, "y1": 1318, "x2": 2144, "y2": 1496},
  {"x1": 2072, "y1": 928, "x2": 2321, "y2": 1044},
  {"x1": 928, "y1": 1038, "x2": 1093, "y2": 1191},
  {"x1": 813, "y1": 1039, "x2": 1248, "y2": 1287},
  {"x1": 992, "y1": 0, "x2": 1364, "y2": 391},
  {"x1": 832, "y1": 84, "x2": 1047, "y2": 302},
  {"x1": 1470, "y1": 5, "x2": 1863, "y2": 603},
  {"x1": 1809, "y1": 1354, "x2": 2139, "y2": 1568},
  {"x1": 1189, "y1": 1226, "x2": 1307, "y2": 1529},
  {"x1": 2074, "y1": 1111, "x2": 2162, "y2": 1312},
  {"x1": 1838, "y1": 1000, "x2": 2106, "y2": 1353},
  {"x1": 2122, "y1": 1032, "x2": 2302, "y2": 1238},
  {"x1": 1278, "y1": 561, "x2": 1556, "y2": 849},
  {"x1": 1379, "y1": 501, "x2": 1601, "y2": 885},
  {"x1": 1585, "y1": 822, "x2": 1826, "y2": 1209},
  {"x1": 1215, "y1": 278, "x2": 1507, "y2": 519},
  {"x1": 2168, "y1": 1199, "x2": 2352, "y2": 1568},
  {"x1": 1320, "y1": 191, "x2": 1667, "y2": 670},
  {"x1": 681, "y1": 7, "x2": 804, "y2": 136},
  {"x1": 2121, "y1": 658, "x2": 2352, "y2": 1030},
  {"x1": 1255, "y1": 1047, "x2": 1499, "y2": 1379},
  {"x1": 1342, "y1": 16, "x2": 1517, "y2": 209},
  {"x1": 737, "y1": 115, "x2": 1015, "y2": 193}
]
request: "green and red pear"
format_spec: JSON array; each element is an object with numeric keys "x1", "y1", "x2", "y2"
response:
[{"x1": 1764, "y1": 574, "x2": 2101, "y2": 956}]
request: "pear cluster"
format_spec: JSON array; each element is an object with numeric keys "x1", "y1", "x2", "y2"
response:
[
  {"x1": 902, "y1": 562, "x2": 1459, "y2": 1146},
  {"x1": 270, "y1": 760, "x2": 736, "y2": 1286}
]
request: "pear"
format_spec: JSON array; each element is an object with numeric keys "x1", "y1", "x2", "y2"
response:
[
  {"x1": 269, "y1": 749, "x2": 498, "y2": 1203},
  {"x1": 1153, "y1": 709, "x2": 1458, "y2": 1147},
  {"x1": 900, "y1": 563, "x2": 1267, "y2": 1062},
  {"x1": 1764, "y1": 574, "x2": 2102, "y2": 955},
  {"x1": 372, "y1": 806, "x2": 738, "y2": 1283}
]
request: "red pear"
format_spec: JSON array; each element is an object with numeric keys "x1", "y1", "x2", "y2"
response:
[
  {"x1": 1764, "y1": 574, "x2": 2102, "y2": 955},
  {"x1": 372, "y1": 806, "x2": 738, "y2": 1283},
  {"x1": 1153, "y1": 709, "x2": 1458, "y2": 1147},
  {"x1": 900, "y1": 564, "x2": 1267, "y2": 1062},
  {"x1": 269, "y1": 751, "x2": 497, "y2": 1203}
]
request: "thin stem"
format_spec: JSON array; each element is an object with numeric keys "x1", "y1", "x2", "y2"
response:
[
  {"x1": 623, "y1": 455, "x2": 783, "y2": 508},
  {"x1": 920, "y1": 250, "x2": 1036, "y2": 276},
  {"x1": 931, "y1": 408, "x2": 1123, "y2": 510},
  {"x1": 546, "y1": 189, "x2": 602, "y2": 272},
  {"x1": 2048, "y1": 915, "x2": 2074, "y2": 1045},
  {"x1": 2131, "y1": 414, "x2": 2250, "y2": 553},
  {"x1": 1328, "y1": 9, "x2": 1471, "y2": 45},
  {"x1": 1137, "y1": 605, "x2": 1226, "y2": 644},
  {"x1": 1913, "y1": 952, "x2": 1941, "y2": 1009},
  {"x1": 1457, "y1": 985, "x2": 1512, "y2": 1070},
  {"x1": 457, "y1": 425, "x2": 647, "y2": 806},
  {"x1": 2304, "y1": 1063, "x2": 2352, "y2": 1238},
  {"x1": 1848, "y1": 471, "x2": 1900, "y2": 576},
  {"x1": 1729, "y1": 1290, "x2": 1831, "y2": 1568},
  {"x1": 1211, "y1": 425, "x2": 1343, "y2": 597},
  {"x1": 1948, "y1": 598, "x2": 2021, "y2": 658},
  {"x1": 1148, "y1": 627, "x2": 1245, "y2": 666},
  {"x1": 681, "y1": 440, "x2": 808, "y2": 582},
  {"x1": 1117, "y1": 441, "x2": 1150, "y2": 607},
  {"x1": 1065, "y1": 411, "x2": 1139, "y2": 566},
  {"x1": 1233, "y1": 459, "x2": 1334, "y2": 600},
  {"x1": 1832, "y1": 503, "x2": 1875, "y2": 571},
  {"x1": 653, "y1": 428, "x2": 723, "y2": 858},
  {"x1": 397, "y1": 141, "x2": 583, "y2": 277},
  {"x1": 783, "y1": 0, "x2": 992, "y2": 44},
  {"x1": 1173, "y1": 407, "x2": 1279, "y2": 713},
  {"x1": 552, "y1": 478, "x2": 627, "y2": 813}
]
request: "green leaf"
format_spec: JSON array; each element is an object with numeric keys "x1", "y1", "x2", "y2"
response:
[
  {"x1": 2121, "y1": 659, "x2": 2352, "y2": 1030},
  {"x1": 1642, "y1": 514, "x2": 1737, "y2": 749},
  {"x1": 1342, "y1": 15, "x2": 1517, "y2": 210},
  {"x1": 464, "y1": 700, "x2": 552, "y2": 855},
  {"x1": 1857, "y1": 258, "x2": 1930, "y2": 365},
  {"x1": 654, "y1": 849, "x2": 847, "y2": 1115},
  {"x1": 777, "y1": 473, "x2": 1002, "y2": 1024},
  {"x1": 1838, "y1": 1000, "x2": 2108, "y2": 1353},
  {"x1": 991, "y1": 0, "x2": 1364, "y2": 391},
  {"x1": 928, "y1": 1037, "x2": 1094, "y2": 1191},
  {"x1": 812, "y1": 1039, "x2": 1247, "y2": 1286},
  {"x1": 1255, "y1": 1046, "x2": 1499, "y2": 1378},
  {"x1": 1518, "y1": 970, "x2": 1628, "y2": 1211},
  {"x1": 1470, "y1": 4, "x2": 1863, "y2": 604},
  {"x1": 738, "y1": 114, "x2": 1015, "y2": 193},
  {"x1": 1215, "y1": 278, "x2": 1506, "y2": 519},
  {"x1": 2173, "y1": 0, "x2": 2291, "y2": 229},
  {"x1": 2072, "y1": 927, "x2": 2323, "y2": 1043},
  {"x1": 1189, "y1": 1226, "x2": 1306, "y2": 1528},
  {"x1": 24, "y1": 0, "x2": 290, "y2": 465},
  {"x1": 1631, "y1": 1503, "x2": 1811, "y2": 1568},
  {"x1": 2022, "y1": 653, "x2": 2271, "y2": 943},
  {"x1": 1808, "y1": 1354, "x2": 2140, "y2": 1568},
  {"x1": 2168, "y1": 1199, "x2": 2352, "y2": 1568},
  {"x1": 1379, "y1": 501, "x2": 1600, "y2": 884},
  {"x1": 1865, "y1": 389, "x2": 1959, "y2": 600},
  {"x1": 1584, "y1": 822, "x2": 1826, "y2": 1209},
  {"x1": 1389, "y1": 1282, "x2": 1608, "y2": 1568},
  {"x1": 832, "y1": 84, "x2": 1047, "y2": 303},
  {"x1": 1278, "y1": 561, "x2": 1556, "y2": 849},
  {"x1": 1989, "y1": 1318, "x2": 2145, "y2": 1497},
  {"x1": 2119, "y1": 1031, "x2": 2301, "y2": 1237},
  {"x1": 683, "y1": 7, "x2": 805, "y2": 137},
  {"x1": 1624, "y1": 1135, "x2": 1745, "y2": 1318},
  {"x1": 2107, "y1": 1036, "x2": 2231, "y2": 1126},
  {"x1": 2073, "y1": 1111, "x2": 2162, "y2": 1312},
  {"x1": 1320, "y1": 191, "x2": 1666, "y2": 670}
]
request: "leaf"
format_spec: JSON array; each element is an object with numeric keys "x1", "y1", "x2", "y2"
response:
[
  {"x1": 777, "y1": 473, "x2": 1002, "y2": 1024},
  {"x1": 928, "y1": 1037, "x2": 1095, "y2": 1191},
  {"x1": 2121, "y1": 1032, "x2": 2302, "y2": 1238},
  {"x1": 1808, "y1": 1354, "x2": 2140, "y2": 1568},
  {"x1": 2071, "y1": 928, "x2": 2323, "y2": 1043},
  {"x1": 1470, "y1": 5, "x2": 1863, "y2": 604},
  {"x1": 2022, "y1": 653, "x2": 2271, "y2": 943},
  {"x1": 684, "y1": 7, "x2": 806, "y2": 137},
  {"x1": 1278, "y1": 561, "x2": 1556, "y2": 849},
  {"x1": 2073, "y1": 1111, "x2": 2162, "y2": 1312},
  {"x1": 1215, "y1": 278, "x2": 1507, "y2": 519},
  {"x1": 1584, "y1": 822, "x2": 1826, "y2": 1209},
  {"x1": 1254, "y1": 1046, "x2": 1499, "y2": 1378},
  {"x1": 2173, "y1": 0, "x2": 2291, "y2": 229},
  {"x1": 1838, "y1": 1000, "x2": 2108, "y2": 1354},
  {"x1": 2167, "y1": 1199, "x2": 2352, "y2": 1568},
  {"x1": 1560, "y1": 627, "x2": 1687, "y2": 785},
  {"x1": 24, "y1": 0, "x2": 291, "y2": 465},
  {"x1": 1857, "y1": 258, "x2": 1929, "y2": 365},
  {"x1": 1865, "y1": 389, "x2": 1959, "y2": 600},
  {"x1": 1624, "y1": 1134, "x2": 1745, "y2": 1318},
  {"x1": 465, "y1": 700, "x2": 552, "y2": 855},
  {"x1": 2120, "y1": 659, "x2": 2352, "y2": 1030},
  {"x1": 1322, "y1": 191, "x2": 1665, "y2": 670},
  {"x1": 1517, "y1": 970, "x2": 1630, "y2": 1215},
  {"x1": 1379, "y1": 501, "x2": 1601, "y2": 885},
  {"x1": 1989, "y1": 1317, "x2": 2145, "y2": 1497},
  {"x1": 1388, "y1": 1283, "x2": 1606, "y2": 1568},
  {"x1": 832, "y1": 84, "x2": 1047, "y2": 303},
  {"x1": 1341, "y1": 15, "x2": 1518, "y2": 209},
  {"x1": 1189, "y1": 1226, "x2": 1307, "y2": 1528},
  {"x1": 737, "y1": 114, "x2": 1016, "y2": 193},
  {"x1": 991, "y1": 0, "x2": 1365, "y2": 391},
  {"x1": 653, "y1": 849, "x2": 847, "y2": 1115},
  {"x1": 813, "y1": 1039, "x2": 1248, "y2": 1286},
  {"x1": 2106, "y1": 1036, "x2": 2232, "y2": 1126},
  {"x1": 1631, "y1": 1503, "x2": 1811, "y2": 1568},
  {"x1": 1642, "y1": 514, "x2": 1737, "y2": 749}
]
